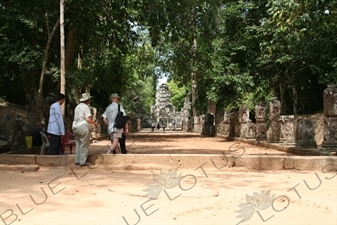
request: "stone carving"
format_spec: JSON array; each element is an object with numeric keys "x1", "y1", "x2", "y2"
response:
[
  {"x1": 219, "y1": 110, "x2": 235, "y2": 137},
  {"x1": 239, "y1": 105, "x2": 250, "y2": 123},
  {"x1": 323, "y1": 117, "x2": 337, "y2": 143},
  {"x1": 181, "y1": 94, "x2": 191, "y2": 117},
  {"x1": 269, "y1": 97, "x2": 281, "y2": 120},
  {"x1": 150, "y1": 83, "x2": 192, "y2": 130},
  {"x1": 322, "y1": 84, "x2": 337, "y2": 153},
  {"x1": 90, "y1": 106, "x2": 98, "y2": 139},
  {"x1": 255, "y1": 102, "x2": 267, "y2": 141},
  {"x1": 280, "y1": 115, "x2": 294, "y2": 144},
  {"x1": 242, "y1": 123, "x2": 255, "y2": 139},
  {"x1": 149, "y1": 83, "x2": 192, "y2": 130},
  {"x1": 323, "y1": 84, "x2": 337, "y2": 116},
  {"x1": 202, "y1": 113, "x2": 215, "y2": 137},
  {"x1": 267, "y1": 97, "x2": 281, "y2": 143},
  {"x1": 255, "y1": 101, "x2": 266, "y2": 121},
  {"x1": 295, "y1": 117, "x2": 317, "y2": 147},
  {"x1": 238, "y1": 105, "x2": 254, "y2": 139}
]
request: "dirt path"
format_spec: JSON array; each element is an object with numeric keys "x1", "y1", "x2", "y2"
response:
[
  {"x1": 1, "y1": 130, "x2": 336, "y2": 225},
  {"x1": 0, "y1": 167, "x2": 336, "y2": 225},
  {"x1": 88, "y1": 129, "x2": 292, "y2": 156}
]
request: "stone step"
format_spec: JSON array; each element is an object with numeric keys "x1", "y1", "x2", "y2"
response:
[
  {"x1": 0, "y1": 154, "x2": 336, "y2": 171},
  {"x1": 0, "y1": 164, "x2": 39, "y2": 172}
]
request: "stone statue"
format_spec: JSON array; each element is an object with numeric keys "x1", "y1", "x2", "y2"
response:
[
  {"x1": 268, "y1": 97, "x2": 281, "y2": 143},
  {"x1": 255, "y1": 101, "x2": 266, "y2": 121},
  {"x1": 269, "y1": 97, "x2": 281, "y2": 120}
]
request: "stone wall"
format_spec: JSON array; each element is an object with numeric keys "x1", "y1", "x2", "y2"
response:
[{"x1": 0, "y1": 103, "x2": 36, "y2": 151}]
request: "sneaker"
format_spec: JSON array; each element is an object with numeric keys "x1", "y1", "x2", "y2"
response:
[{"x1": 80, "y1": 162, "x2": 91, "y2": 167}]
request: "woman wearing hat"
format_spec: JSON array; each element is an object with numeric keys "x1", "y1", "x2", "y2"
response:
[{"x1": 72, "y1": 93, "x2": 99, "y2": 167}]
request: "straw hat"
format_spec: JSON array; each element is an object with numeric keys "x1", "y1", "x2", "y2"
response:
[
  {"x1": 110, "y1": 93, "x2": 120, "y2": 99},
  {"x1": 80, "y1": 93, "x2": 93, "y2": 102}
]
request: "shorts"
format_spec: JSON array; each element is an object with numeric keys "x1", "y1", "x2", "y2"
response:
[{"x1": 110, "y1": 128, "x2": 123, "y2": 139}]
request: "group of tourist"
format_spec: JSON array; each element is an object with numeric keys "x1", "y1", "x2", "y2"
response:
[
  {"x1": 151, "y1": 119, "x2": 176, "y2": 133},
  {"x1": 45, "y1": 92, "x2": 128, "y2": 167}
]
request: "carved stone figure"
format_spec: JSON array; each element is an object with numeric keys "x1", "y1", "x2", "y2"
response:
[
  {"x1": 322, "y1": 84, "x2": 337, "y2": 151},
  {"x1": 255, "y1": 101, "x2": 267, "y2": 141},
  {"x1": 280, "y1": 115, "x2": 294, "y2": 144},
  {"x1": 269, "y1": 97, "x2": 281, "y2": 120},
  {"x1": 239, "y1": 105, "x2": 250, "y2": 123},
  {"x1": 267, "y1": 97, "x2": 281, "y2": 143},
  {"x1": 323, "y1": 84, "x2": 337, "y2": 116},
  {"x1": 255, "y1": 101, "x2": 266, "y2": 121},
  {"x1": 295, "y1": 117, "x2": 317, "y2": 147}
]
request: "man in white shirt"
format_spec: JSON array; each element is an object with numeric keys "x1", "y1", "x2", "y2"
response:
[
  {"x1": 47, "y1": 93, "x2": 65, "y2": 155},
  {"x1": 72, "y1": 93, "x2": 98, "y2": 166},
  {"x1": 102, "y1": 93, "x2": 128, "y2": 154}
]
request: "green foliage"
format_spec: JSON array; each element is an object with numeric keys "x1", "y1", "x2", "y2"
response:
[
  {"x1": 167, "y1": 80, "x2": 188, "y2": 110},
  {"x1": 0, "y1": 0, "x2": 336, "y2": 116}
]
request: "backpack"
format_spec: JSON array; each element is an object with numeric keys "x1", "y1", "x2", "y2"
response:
[{"x1": 114, "y1": 104, "x2": 129, "y2": 129}]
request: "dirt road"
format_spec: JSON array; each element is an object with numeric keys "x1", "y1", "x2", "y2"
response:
[{"x1": 1, "y1": 131, "x2": 336, "y2": 225}]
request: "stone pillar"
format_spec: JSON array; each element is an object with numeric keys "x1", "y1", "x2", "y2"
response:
[
  {"x1": 90, "y1": 106, "x2": 98, "y2": 139},
  {"x1": 239, "y1": 105, "x2": 254, "y2": 139},
  {"x1": 234, "y1": 111, "x2": 241, "y2": 137},
  {"x1": 207, "y1": 99, "x2": 216, "y2": 115},
  {"x1": 295, "y1": 116, "x2": 317, "y2": 147},
  {"x1": 267, "y1": 97, "x2": 281, "y2": 143},
  {"x1": 219, "y1": 110, "x2": 233, "y2": 137},
  {"x1": 322, "y1": 84, "x2": 337, "y2": 155},
  {"x1": 255, "y1": 102, "x2": 267, "y2": 141},
  {"x1": 137, "y1": 118, "x2": 142, "y2": 131},
  {"x1": 201, "y1": 113, "x2": 215, "y2": 137},
  {"x1": 280, "y1": 115, "x2": 295, "y2": 144}
]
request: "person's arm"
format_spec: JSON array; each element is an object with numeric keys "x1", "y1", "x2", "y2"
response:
[
  {"x1": 56, "y1": 104, "x2": 65, "y2": 136},
  {"x1": 84, "y1": 106, "x2": 98, "y2": 127},
  {"x1": 102, "y1": 110, "x2": 108, "y2": 126},
  {"x1": 86, "y1": 116, "x2": 98, "y2": 127},
  {"x1": 124, "y1": 123, "x2": 129, "y2": 135},
  {"x1": 120, "y1": 105, "x2": 129, "y2": 134}
]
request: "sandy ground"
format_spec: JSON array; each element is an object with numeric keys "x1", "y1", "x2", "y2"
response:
[
  {"x1": 89, "y1": 129, "x2": 292, "y2": 156},
  {"x1": 1, "y1": 130, "x2": 337, "y2": 225}
]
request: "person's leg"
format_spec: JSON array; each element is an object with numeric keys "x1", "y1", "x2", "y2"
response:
[
  {"x1": 75, "y1": 136, "x2": 81, "y2": 164},
  {"x1": 107, "y1": 134, "x2": 114, "y2": 154},
  {"x1": 110, "y1": 137, "x2": 119, "y2": 153},
  {"x1": 57, "y1": 136, "x2": 63, "y2": 155},
  {"x1": 48, "y1": 134, "x2": 60, "y2": 155},
  {"x1": 79, "y1": 124, "x2": 91, "y2": 165},
  {"x1": 119, "y1": 133, "x2": 127, "y2": 154}
]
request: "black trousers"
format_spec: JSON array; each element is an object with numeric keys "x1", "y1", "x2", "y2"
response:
[
  {"x1": 119, "y1": 132, "x2": 127, "y2": 154},
  {"x1": 48, "y1": 133, "x2": 62, "y2": 155}
]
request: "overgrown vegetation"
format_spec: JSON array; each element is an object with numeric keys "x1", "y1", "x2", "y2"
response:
[{"x1": 0, "y1": 0, "x2": 336, "y2": 115}]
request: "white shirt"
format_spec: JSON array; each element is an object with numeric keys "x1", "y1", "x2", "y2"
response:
[
  {"x1": 47, "y1": 102, "x2": 65, "y2": 136},
  {"x1": 72, "y1": 103, "x2": 92, "y2": 129},
  {"x1": 102, "y1": 102, "x2": 126, "y2": 134}
]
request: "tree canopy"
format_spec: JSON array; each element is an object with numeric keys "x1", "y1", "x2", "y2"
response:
[{"x1": 0, "y1": 0, "x2": 336, "y2": 115}]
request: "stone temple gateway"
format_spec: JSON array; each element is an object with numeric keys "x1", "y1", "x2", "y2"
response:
[{"x1": 150, "y1": 83, "x2": 190, "y2": 129}]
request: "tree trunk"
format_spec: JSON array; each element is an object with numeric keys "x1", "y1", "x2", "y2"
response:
[
  {"x1": 60, "y1": 0, "x2": 65, "y2": 115},
  {"x1": 191, "y1": 24, "x2": 198, "y2": 117},
  {"x1": 38, "y1": 15, "x2": 60, "y2": 94},
  {"x1": 65, "y1": 26, "x2": 76, "y2": 70},
  {"x1": 291, "y1": 74, "x2": 298, "y2": 116},
  {"x1": 207, "y1": 99, "x2": 216, "y2": 115},
  {"x1": 190, "y1": 2, "x2": 198, "y2": 118},
  {"x1": 279, "y1": 80, "x2": 285, "y2": 114}
]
